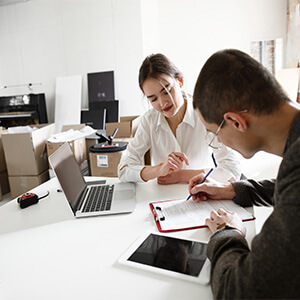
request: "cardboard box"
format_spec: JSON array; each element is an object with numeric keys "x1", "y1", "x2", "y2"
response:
[
  {"x1": 0, "y1": 170, "x2": 10, "y2": 200},
  {"x1": 105, "y1": 116, "x2": 140, "y2": 138},
  {"x1": 8, "y1": 170, "x2": 49, "y2": 199},
  {"x1": 48, "y1": 159, "x2": 89, "y2": 179},
  {"x1": 88, "y1": 138, "x2": 149, "y2": 177},
  {"x1": 2, "y1": 124, "x2": 55, "y2": 176},
  {"x1": 88, "y1": 138, "x2": 132, "y2": 175},
  {"x1": 112, "y1": 137, "x2": 152, "y2": 166},
  {"x1": 89, "y1": 152, "x2": 122, "y2": 177},
  {"x1": 85, "y1": 136, "x2": 98, "y2": 156},
  {"x1": 47, "y1": 124, "x2": 87, "y2": 168},
  {"x1": 0, "y1": 128, "x2": 7, "y2": 172},
  {"x1": 47, "y1": 138, "x2": 87, "y2": 168}
]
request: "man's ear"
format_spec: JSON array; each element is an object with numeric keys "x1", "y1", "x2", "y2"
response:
[{"x1": 224, "y1": 112, "x2": 247, "y2": 132}]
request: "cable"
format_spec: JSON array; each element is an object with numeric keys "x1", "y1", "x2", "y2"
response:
[
  {"x1": 37, "y1": 191, "x2": 50, "y2": 200},
  {"x1": 17, "y1": 191, "x2": 50, "y2": 209}
]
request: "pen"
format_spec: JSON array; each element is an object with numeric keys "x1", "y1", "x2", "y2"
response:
[{"x1": 186, "y1": 168, "x2": 214, "y2": 201}]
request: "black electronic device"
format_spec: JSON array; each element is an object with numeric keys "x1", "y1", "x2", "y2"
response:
[
  {"x1": 17, "y1": 191, "x2": 49, "y2": 209},
  {"x1": 89, "y1": 100, "x2": 119, "y2": 123},
  {"x1": 89, "y1": 128, "x2": 128, "y2": 153},
  {"x1": 81, "y1": 108, "x2": 106, "y2": 129},
  {"x1": 118, "y1": 232, "x2": 210, "y2": 285},
  {"x1": 88, "y1": 71, "x2": 115, "y2": 103},
  {"x1": 0, "y1": 93, "x2": 48, "y2": 128}
]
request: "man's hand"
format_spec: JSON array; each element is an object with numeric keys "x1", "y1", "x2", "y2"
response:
[
  {"x1": 188, "y1": 173, "x2": 236, "y2": 201},
  {"x1": 205, "y1": 208, "x2": 246, "y2": 236}
]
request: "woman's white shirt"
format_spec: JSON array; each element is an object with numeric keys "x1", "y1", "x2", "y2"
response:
[{"x1": 118, "y1": 99, "x2": 241, "y2": 182}]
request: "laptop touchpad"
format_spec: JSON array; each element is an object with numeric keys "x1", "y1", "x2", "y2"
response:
[{"x1": 114, "y1": 190, "x2": 134, "y2": 200}]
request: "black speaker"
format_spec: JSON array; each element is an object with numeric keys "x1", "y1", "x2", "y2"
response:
[
  {"x1": 88, "y1": 71, "x2": 115, "y2": 103},
  {"x1": 81, "y1": 108, "x2": 106, "y2": 130},
  {"x1": 89, "y1": 100, "x2": 119, "y2": 123}
]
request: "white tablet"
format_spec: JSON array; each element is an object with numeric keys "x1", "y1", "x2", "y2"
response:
[{"x1": 118, "y1": 232, "x2": 211, "y2": 285}]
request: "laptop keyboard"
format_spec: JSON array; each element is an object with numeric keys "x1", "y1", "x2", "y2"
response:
[{"x1": 82, "y1": 185, "x2": 114, "y2": 213}]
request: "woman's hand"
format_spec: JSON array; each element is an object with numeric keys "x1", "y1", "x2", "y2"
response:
[
  {"x1": 158, "y1": 152, "x2": 189, "y2": 177},
  {"x1": 188, "y1": 173, "x2": 236, "y2": 201},
  {"x1": 140, "y1": 152, "x2": 189, "y2": 182}
]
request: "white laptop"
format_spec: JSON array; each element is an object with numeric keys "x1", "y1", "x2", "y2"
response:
[{"x1": 49, "y1": 142, "x2": 136, "y2": 218}]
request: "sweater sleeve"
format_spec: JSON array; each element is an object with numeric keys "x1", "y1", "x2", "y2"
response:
[
  {"x1": 232, "y1": 179, "x2": 275, "y2": 207},
  {"x1": 206, "y1": 139, "x2": 300, "y2": 299}
]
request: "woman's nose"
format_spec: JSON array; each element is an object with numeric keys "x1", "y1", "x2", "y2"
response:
[{"x1": 158, "y1": 96, "x2": 167, "y2": 107}]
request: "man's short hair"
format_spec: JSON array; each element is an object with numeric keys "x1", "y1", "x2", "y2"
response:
[{"x1": 193, "y1": 49, "x2": 290, "y2": 124}]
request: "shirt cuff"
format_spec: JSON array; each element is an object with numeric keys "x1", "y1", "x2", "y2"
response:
[
  {"x1": 204, "y1": 167, "x2": 234, "y2": 182},
  {"x1": 127, "y1": 165, "x2": 146, "y2": 182}
]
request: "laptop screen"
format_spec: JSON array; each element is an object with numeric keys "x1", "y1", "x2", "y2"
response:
[{"x1": 49, "y1": 143, "x2": 86, "y2": 212}]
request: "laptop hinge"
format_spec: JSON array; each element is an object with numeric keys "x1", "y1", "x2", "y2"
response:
[{"x1": 74, "y1": 188, "x2": 88, "y2": 212}]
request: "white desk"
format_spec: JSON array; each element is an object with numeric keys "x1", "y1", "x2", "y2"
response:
[{"x1": 0, "y1": 177, "x2": 257, "y2": 300}]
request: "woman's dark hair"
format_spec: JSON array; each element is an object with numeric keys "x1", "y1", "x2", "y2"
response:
[
  {"x1": 193, "y1": 49, "x2": 291, "y2": 124},
  {"x1": 138, "y1": 53, "x2": 183, "y2": 92}
]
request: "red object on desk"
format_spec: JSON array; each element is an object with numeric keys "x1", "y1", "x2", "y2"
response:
[{"x1": 149, "y1": 199, "x2": 255, "y2": 233}]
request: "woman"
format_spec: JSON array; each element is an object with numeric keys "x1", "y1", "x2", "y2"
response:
[{"x1": 118, "y1": 53, "x2": 241, "y2": 184}]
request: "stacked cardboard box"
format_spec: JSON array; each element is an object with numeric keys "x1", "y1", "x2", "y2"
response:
[
  {"x1": 46, "y1": 124, "x2": 88, "y2": 179},
  {"x1": 89, "y1": 137, "x2": 132, "y2": 177},
  {"x1": 0, "y1": 128, "x2": 9, "y2": 200},
  {"x1": 105, "y1": 116, "x2": 140, "y2": 138},
  {"x1": 90, "y1": 115, "x2": 150, "y2": 177},
  {"x1": 46, "y1": 124, "x2": 87, "y2": 168},
  {"x1": 105, "y1": 116, "x2": 151, "y2": 165},
  {"x1": 2, "y1": 124, "x2": 55, "y2": 198}
]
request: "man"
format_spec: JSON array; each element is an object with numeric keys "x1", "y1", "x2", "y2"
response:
[{"x1": 189, "y1": 49, "x2": 300, "y2": 299}]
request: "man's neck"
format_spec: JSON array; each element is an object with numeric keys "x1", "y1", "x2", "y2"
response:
[{"x1": 258, "y1": 103, "x2": 300, "y2": 156}]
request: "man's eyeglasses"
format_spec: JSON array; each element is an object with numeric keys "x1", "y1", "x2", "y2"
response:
[
  {"x1": 205, "y1": 110, "x2": 248, "y2": 149},
  {"x1": 205, "y1": 119, "x2": 225, "y2": 149}
]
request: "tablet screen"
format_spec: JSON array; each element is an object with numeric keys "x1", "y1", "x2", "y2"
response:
[{"x1": 127, "y1": 233, "x2": 208, "y2": 277}]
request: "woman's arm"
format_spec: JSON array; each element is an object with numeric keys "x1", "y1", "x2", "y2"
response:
[
  {"x1": 212, "y1": 144, "x2": 242, "y2": 180},
  {"x1": 157, "y1": 169, "x2": 204, "y2": 184},
  {"x1": 141, "y1": 152, "x2": 189, "y2": 182}
]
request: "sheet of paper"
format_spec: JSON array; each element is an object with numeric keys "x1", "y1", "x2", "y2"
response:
[
  {"x1": 153, "y1": 199, "x2": 253, "y2": 231},
  {"x1": 47, "y1": 126, "x2": 96, "y2": 142}
]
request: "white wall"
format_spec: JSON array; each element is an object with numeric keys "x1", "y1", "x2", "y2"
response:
[
  {"x1": 0, "y1": 0, "x2": 145, "y2": 122},
  {"x1": 0, "y1": 0, "x2": 287, "y2": 125},
  {"x1": 153, "y1": 0, "x2": 286, "y2": 180},
  {"x1": 156, "y1": 0, "x2": 287, "y2": 94},
  {"x1": 0, "y1": 0, "x2": 289, "y2": 183}
]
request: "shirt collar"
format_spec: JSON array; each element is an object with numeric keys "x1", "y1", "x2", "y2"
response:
[
  {"x1": 154, "y1": 93, "x2": 196, "y2": 131},
  {"x1": 156, "y1": 111, "x2": 169, "y2": 131}
]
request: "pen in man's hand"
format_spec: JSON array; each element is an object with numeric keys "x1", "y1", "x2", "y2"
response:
[{"x1": 186, "y1": 168, "x2": 214, "y2": 201}]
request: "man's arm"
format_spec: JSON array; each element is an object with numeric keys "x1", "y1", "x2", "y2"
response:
[{"x1": 232, "y1": 179, "x2": 275, "y2": 207}]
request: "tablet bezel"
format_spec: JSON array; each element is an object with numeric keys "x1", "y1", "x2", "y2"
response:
[{"x1": 118, "y1": 231, "x2": 210, "y2": 285}]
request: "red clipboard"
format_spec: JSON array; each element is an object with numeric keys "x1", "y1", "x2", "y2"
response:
[{"x1": 149, "y1": 199, "x2": 255, "y2": 233}]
